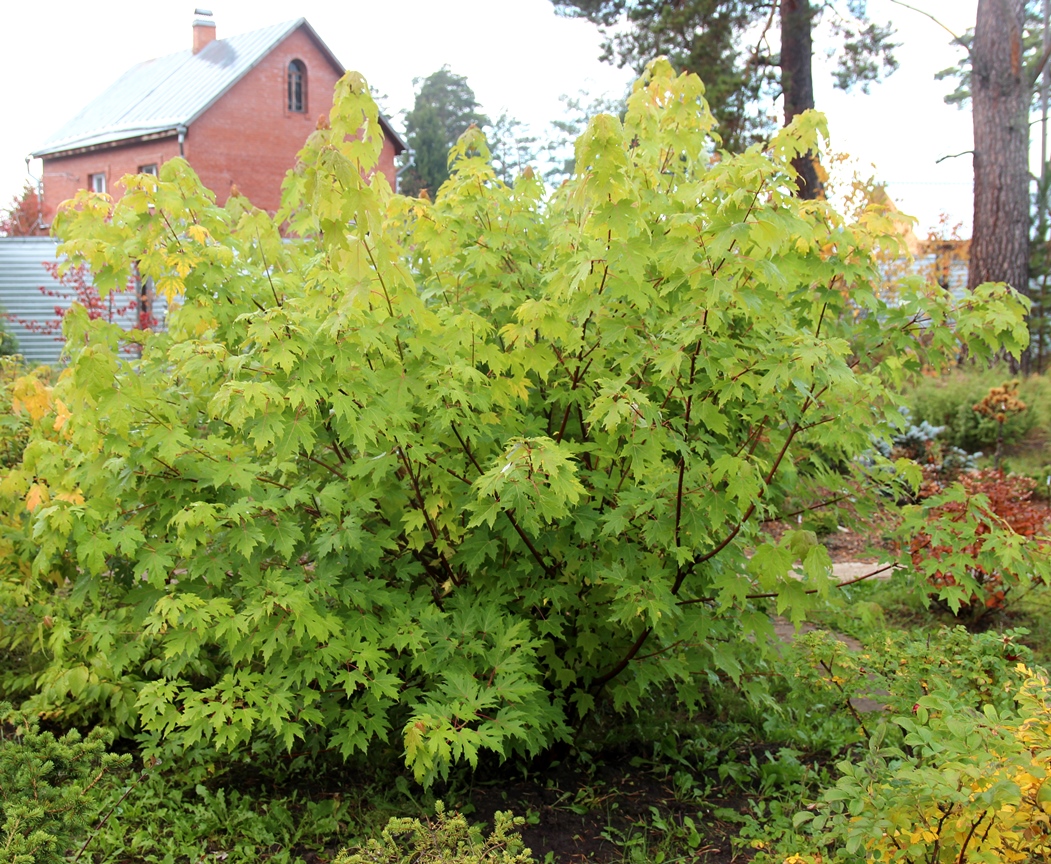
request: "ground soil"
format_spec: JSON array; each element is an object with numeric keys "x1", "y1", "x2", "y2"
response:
[
  {"x1": 463, "y1": 522, "x2": 899, "y2": 863},
  {"x1": 466, "y1": 759, "x2": 753, "y2": 864}
]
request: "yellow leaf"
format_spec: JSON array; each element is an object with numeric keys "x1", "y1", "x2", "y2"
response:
[
  {"x1": 186, "y1": 224, "x2": 211, "y2": 244},
  {"x1": 26, "y1": 483, "x2": 49, "y2": 513},
  {"x1": 0, "y1": 469, "x2": 28, "y2": 498},
  {"x1": 53, "y1": 399, "x2": 72, "y2": 432},
  {"x1": 404, "y1": 718, "x2": 426, "y2": 762},
  {"x1": 155, "y1": 275, "x2": 185, "y2": 299},
  {"x1": 12, "y1": 376, "x2": 51, "y2": 421},
  {"x1": 56, "y1": 490, "x2": 85, "y2": 506}
]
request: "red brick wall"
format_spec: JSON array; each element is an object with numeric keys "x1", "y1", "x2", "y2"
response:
[
  {"x1": 41, "y1": 140, "x2": 180, "y2": 224},
  {"x1": 186, "y1": 27, "x2": 340, "y2": 212},
  {"x1": 41, "y1": 25, "x2": 401, "y2": 224},
  {"x1": 376, "y1": 134, "x2": 399, "y2": 190}
]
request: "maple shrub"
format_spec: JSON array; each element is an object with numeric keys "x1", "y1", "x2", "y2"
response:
[{"x1": 10, "y1": 63, "x2": 1029, "y2": 782}]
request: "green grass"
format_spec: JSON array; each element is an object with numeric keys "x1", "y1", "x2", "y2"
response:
[
  {"x1": 807, "y1": 568, "x2": 1051, "y2": 670},
  {"x1": 903, "y1": 365, "x2": 1051, "y2": 478}
]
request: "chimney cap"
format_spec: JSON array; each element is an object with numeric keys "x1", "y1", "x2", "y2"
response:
[
  {"x1": 193, "y1": 8, "x2": 215, "y2": 30},
  {"x1": 192, "y1": 9, "x2": 216, "y2": 53}
]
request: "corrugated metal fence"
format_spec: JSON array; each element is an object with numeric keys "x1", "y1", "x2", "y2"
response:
[{"x1": 0, "y1": 237, "x2": 168, "y2": 365}]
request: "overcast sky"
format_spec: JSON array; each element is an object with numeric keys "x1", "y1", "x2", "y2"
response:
[{"x1": 3, "y1": 1, "x2": 986, "y2": 236}]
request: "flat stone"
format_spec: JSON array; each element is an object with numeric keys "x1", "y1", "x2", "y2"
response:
[{"x1": 771, "y1": 610, "x2": 888, "y2": 713}]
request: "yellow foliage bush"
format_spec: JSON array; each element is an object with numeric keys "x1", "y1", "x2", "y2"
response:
[{"x1": 791, "y1": 664, "x2": 1051, "y2": 863}]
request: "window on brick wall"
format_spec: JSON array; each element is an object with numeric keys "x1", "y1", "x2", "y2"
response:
[
  {"x1": 139, "y1": 164, "x2": 158, "y2": 175},
  {"x1": 89, "y1": 173, "x2": 106, "y2": 194},
  {"x1": 288, "y1": 60, "x2": 306, "y2": 113}
]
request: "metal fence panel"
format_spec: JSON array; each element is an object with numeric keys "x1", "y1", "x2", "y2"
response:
[{"x1": 0, "y1": 236, "x2": 168, "y2": 365}]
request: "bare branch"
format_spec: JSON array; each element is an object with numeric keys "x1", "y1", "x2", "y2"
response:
[
  {"x1": 1031, "y1": 40, "x2": 1051, "y2": 88},
  {"x1": 887, "y1": 0, "x2": 969, "y2": 54},
  {"x1": 935, "y1": 150, "x2": 974, "y2": 164}
]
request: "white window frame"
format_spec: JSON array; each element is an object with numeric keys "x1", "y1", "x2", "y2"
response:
[{"x1": 89, "y1": 173, "x2": 106, "y2": 193}]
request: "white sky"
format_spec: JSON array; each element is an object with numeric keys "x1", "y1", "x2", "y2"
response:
[{"x1": 2, "y1": 0, "x2": 987, "y2": 236}]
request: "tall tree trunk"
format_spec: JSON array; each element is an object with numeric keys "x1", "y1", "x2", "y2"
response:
[
  {"x1": 781, "y1": 0, "x2": 823, "y2": 199},
  {"x1": 969, "y1": 0, "x2": 1029, "y2": 298}
]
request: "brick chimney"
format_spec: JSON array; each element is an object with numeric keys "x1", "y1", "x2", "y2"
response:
[{"x1": 192, "y1": 8, "x2": 216, "y2": 54}]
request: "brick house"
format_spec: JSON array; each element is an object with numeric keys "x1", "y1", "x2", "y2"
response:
[{"x1": 31, "y1": 11, "x2": 406, "y2": 225}]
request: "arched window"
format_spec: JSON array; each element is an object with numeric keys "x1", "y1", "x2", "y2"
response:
[{"x1": 287, "y1": 60, "x2": 306, "y2": 113}]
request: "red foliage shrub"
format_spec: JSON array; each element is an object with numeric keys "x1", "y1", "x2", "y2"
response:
[
  {"x1": 0, "y1": 183, "x2": 46, "y2": 237},
  {"x1": 911, "y1": 470, "x2": 1051, "y2": 617}
]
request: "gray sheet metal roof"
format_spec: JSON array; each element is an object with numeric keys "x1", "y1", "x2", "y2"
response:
[{"x1": 33, "y1": 19, "x2": 406, "y2": 158}]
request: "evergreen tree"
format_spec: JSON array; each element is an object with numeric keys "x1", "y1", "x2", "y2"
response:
[
  {"x1": 400, "y1": 68, "x2": 489, "y2": 198},
  {"x1": 485, "y1": 113, "x2": 541, "y2": 186},
  {"x1": 551, "y1": 0, "x2": 897, "y2": 163}
]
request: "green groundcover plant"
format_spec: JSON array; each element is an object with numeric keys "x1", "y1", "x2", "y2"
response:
[{"x1": 3, "y1": 62, "x2": 1029, "y2": 782}]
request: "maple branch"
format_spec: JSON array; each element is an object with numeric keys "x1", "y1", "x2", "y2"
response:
[
  {"x1": 589, "y1": 627, "x2": 652, "y2": 691},
  {"x1": 763, "y1": 493, "x2": 853, "y2": 522},
  {"x1": 425, "y1": 454, "x2": 472, "y2": 486},
  {"x1": 450, "y1": 423, "x2": 557, "y2": 579},
  {"x1": 734, "y1": 418, "x2": 769, "y2": 459},
  {"x1": 681, "y1": 402, "x2": 813, "y2": 586},
  {"x1": 361, "y1": 235, "x2": 405, "y2": 365},
  {"x1": 738, "y1": 561, "x2": 898, "y2": 601},
  {"x1": 634, "y1": 638, "x2": 688, "y2": 662},
  {"x1": 711, "y1": 180, "x2": 765, "y2": 277},
  {"x1": 815, "y1": 301, "x2": 828, "y2": 339},
  {"x1": 576, "y1": 404, "x2": 594, "y2": 471},
  {"x1": 253, "y1": 474, "x2": 292, "y2": 491},
  {"x1": 596, "y1": 379, "x2": 833, "y2": 691},
  {"x1": 158, "y1": 211, "x2": 185, "y2": 248},
  {"x1": 303, "y1": 453, "x2": 347, "y2": 482},
  {"x1": 598, "y1": 420, "x2": 801, "y2": 687},
  {"x1": 361, "y1": 235, "x2": 395, "y2": 318},
  {"x1": 254, "y1": 227, "x2": 283, "y2": 307},
  {"x1": 674, "y1": 349, "x2": 702, "y2": 551},
  {"x1": 394, "y1": 444, "x2": 459, "y2": 586}
]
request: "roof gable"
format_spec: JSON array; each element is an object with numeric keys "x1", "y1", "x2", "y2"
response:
[{"x1": 33, "y1": 18, "x2": 405, "y2": 157}]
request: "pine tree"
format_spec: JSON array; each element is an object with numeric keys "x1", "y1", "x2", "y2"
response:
[
  {"x1": 551, "y1": 0, "x2": 897, "y2": 163},
  {"x1": 400, "y1": 68, "x2": 489, "y2": 198}
]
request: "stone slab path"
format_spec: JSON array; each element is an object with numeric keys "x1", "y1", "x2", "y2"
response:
[{"x1": 774, "y1": 558, "x2": 898, "y2": 713}]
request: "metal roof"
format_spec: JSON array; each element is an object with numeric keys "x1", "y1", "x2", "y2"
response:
[{"x1": 32, "y1": 18, "x2": 406, "y2": 158}]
